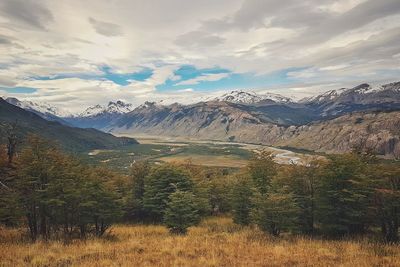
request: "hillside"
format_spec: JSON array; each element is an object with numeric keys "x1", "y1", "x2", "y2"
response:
[
  {"x1": 277, "y1": 111, "x2": 400, "y2": 158},
  {"x1": 0, "y1": 98, "x2": 138, "y2": 152},
  {"x1": 108, "y1": 103, "x2": 400, "y2": 158}
]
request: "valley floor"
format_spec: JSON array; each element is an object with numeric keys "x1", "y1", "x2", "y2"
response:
[{"x1": 1, "y1": 217, "x2": 399, "y2": 267}]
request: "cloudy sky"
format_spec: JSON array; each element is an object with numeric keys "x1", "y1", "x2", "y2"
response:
[{"x1": 0, "y1": 0, "x2": 399, "y2": 111}]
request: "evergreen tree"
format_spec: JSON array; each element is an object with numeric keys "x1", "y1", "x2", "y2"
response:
[
  {"x1": 231, "y1": 174, "x2": 253, "y2": 225},
  {"x1": 163, "y1": 190, "x2": 200, "y2": 234},
  {"x1": 247, "y1": 150, "x2": 277, "y2": 195},
  {"x1": 14, "y1": 135, "x2": 122, "y2": 240},
  {"x1": 316, "y1": 153, "x2": 371, "y2": 236},
  {"x1": 279, "y1": 160, "x2": 323, "y2": 235},
  {"x1": 0, "y1": 145, "x2": 20, "y2": 226},
  {"x1": 125, "y1": 161, "x2": 150, "y2": 221},
  {"x1": 372, "y1": 163, "x2": 400, "y2": 243},
  {"x1": 251, "y1": 180, "x2": 299, "y2": 236},
  {"x1": 143, "y1": 164, "x2": 193, "y2": 221}
]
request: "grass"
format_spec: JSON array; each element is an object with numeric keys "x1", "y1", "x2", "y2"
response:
[
  {"x1": 1, "y1": 217, "x2": 399, "y2": 267},
  {"x1": 78, "y1": 138, "x2": 318, "y2": 172},
  {"x1": 79, "y1": 142, "x2": 253, "y2": 172},
  {"x1": 158, "y1": 154, "x2": 249, "y2": 168}
]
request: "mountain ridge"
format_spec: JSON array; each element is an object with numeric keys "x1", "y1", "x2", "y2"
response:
[
  {"x1": 0, "y1": 97, "x2": 138, "y2": 152},
  {"x1": 3, "y1": 81, "x2": 400, "y2": 157}
]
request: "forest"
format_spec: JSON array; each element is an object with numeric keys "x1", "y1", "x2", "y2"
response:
[{"x1": 0, "y1": 134, "x2": 399, "y2": 266}]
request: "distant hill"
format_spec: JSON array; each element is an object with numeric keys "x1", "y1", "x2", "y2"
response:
[{"x1": 0, "y1": 98, "x2": 138, "y2": 152}]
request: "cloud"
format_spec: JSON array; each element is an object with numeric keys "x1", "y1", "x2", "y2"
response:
[
  {"x1": 88, "y1": 17, "x2": 123, "y2": 37},
  {"x1": 0, "y1": 0, "x2": 399, "y2": 110},
  {"x1": 175, "y1": 73, "x2": 230, "y2": 86},
  {"x1": 175, "y1": 31, "x2": 225, "y2": 48},
  {"x1": 0, "y1": 0, "x2": 53, "y2": 30},
  {"x1": 178, "y1": 88, "x2": 194, "y2": 92}
]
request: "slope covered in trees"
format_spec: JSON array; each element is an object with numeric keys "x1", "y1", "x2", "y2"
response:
[{"x1": 0, "y1": 98, "x2": 137, "y2": 152}]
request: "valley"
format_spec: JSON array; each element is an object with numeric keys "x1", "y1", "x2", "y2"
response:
[
  {"x1": 82, "y1": 135, "x2": 317, "y2": 172},
  {"x1": 2, "y1": 2, "x2": 400, "y2": 265}
]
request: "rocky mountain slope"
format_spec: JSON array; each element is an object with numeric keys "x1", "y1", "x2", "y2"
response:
[
  {"x1": 109, "y1": 106, "x2": 399, "y2": 158},
  {"x1": 0, "y1": 98, "x2": 137, "y2": 152},
  {"x1": 277, "y1": 111, "x2": 400, "y2": 158},
  {"x1": 106, "y1": 100, "x2": 317, "y2": 138},
  {"x1": 302, "y1": 82, "x2": 400, "y2": 117}
]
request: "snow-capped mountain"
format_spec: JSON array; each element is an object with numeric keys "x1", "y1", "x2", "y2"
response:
[
  {"x1": 63, "y1": 100, "x2": 134, "y2": 129},
  {"x1": 302, "y1": 82, "x2": 400, "y2": 104},
  {"x1": 300, "y1": 88, "x2": 348, "y2": 104},
  {"x1": 302, "y1": 82, "x2": 400, "y2": 117},
  {"x1": 213, "y1": 90, "x2": 292, "y2": 104},
  {"x1": 5, "y1": 97, "x2": 71, "y2": 117},
  {"x1": 78, "y1": 100, "x2": 133, "y2": 118}
]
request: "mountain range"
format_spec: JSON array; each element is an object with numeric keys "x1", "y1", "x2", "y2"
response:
[
  {"x1": 3, "y1": 81, "x2": 400, "y2": 158},
  {"x1": 0, "y1": 98, "x2": 138, "y2": 152}
]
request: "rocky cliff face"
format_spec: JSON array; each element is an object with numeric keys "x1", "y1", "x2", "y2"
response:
[
  {"x1": 277, "y1": 111, "x2": 400, "y2": 158},
  {"x1": 107, "y1": 101, "x2": 313, "y2": 142}
]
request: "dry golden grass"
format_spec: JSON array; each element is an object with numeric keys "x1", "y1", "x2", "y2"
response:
[
  {"x1": 1, "y1": 217, "x2": 399, "y2": 267},
  {"x1": 158, "y1": 155, "x2": 248, "y2": 168}
]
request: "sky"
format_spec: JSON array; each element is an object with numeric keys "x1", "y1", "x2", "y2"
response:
[{"x1": 0, "y1": 0, "x2": 400, "y2": 112}]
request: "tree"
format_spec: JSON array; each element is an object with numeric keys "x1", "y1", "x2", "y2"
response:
[
  {"x1": 316, "y1": 153, "x2": 371, "y2": 236},
  {"x1": 143, "y1": 164, "x2": 193, "y2": 221},
  {"x1": 125, "y1": 161, "x2": 150, "y2": 222},
  {"x1": 163, "y1": 190, "x2": 200, "y2": 234},
  {"x1": 279, "y1": 160, "x2": 323, "y2": 235},
  {"x1": 247, "y1": 150, "x2": 277, "y2": 195},
  {"x1": 251, "y1": 178, "x2": 299, "y2": 236},
  {"x1": 0, "y1": 144, "x2": 20, "y2": 226},
  {"x1": 372, "y1": 163, "x2": 400, "y2": 243},
  {"x1": 6, "y1": 121, "x2": 18, "y2": 164},
  {"x1": 15, "y1": 135, "x2": 122, "y2": 240},
  {"x1": 231, "y1": 174, "x2": 253, "y2": 225},
  {"x1": 79, "y1": 170, "x2": 122, "y2": 237},
  {"x1": 17, "y1": 136, "x2": 62, "y2": 240}
]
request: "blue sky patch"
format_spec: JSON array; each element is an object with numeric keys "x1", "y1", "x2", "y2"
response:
[
  {"x1": 1, "y1": 87, "x2": 37, "y2": 94},
  {"x1": 31, "y1": 65, "x2": 153, "y2": 86},
  {"x1": 157, "y1": 65, "x2": 298, "y2": 92},
  {"x1": 100, "y1": 66, "x2": 153, "y2": 85}
]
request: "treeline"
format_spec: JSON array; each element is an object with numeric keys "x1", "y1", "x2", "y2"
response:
[
  {"x1": 0, "y1": 136, "x2": 122, "y2": 240},
  {"x1": 1, "y1": 135, "x2": 399, "y2": 243},
  {"x1": 230, "y1": 151, "x2": 400, "y2": 243},
  {"x1": 120, "y1": 149, "x2": 400, "y2": 242}
]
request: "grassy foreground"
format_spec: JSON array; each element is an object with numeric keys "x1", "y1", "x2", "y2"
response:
[{"x1": 1, "y1": 217, "x2": 399, "y2": 267}]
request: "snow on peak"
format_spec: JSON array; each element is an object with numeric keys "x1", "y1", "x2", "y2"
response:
[
  {"x1": 214, "y1": 90, "x2": 292, "y2": 104},
  {"x1": 302, "y1": 81, "x2": 400, "y2": 104},
  {"x1": 79, "y1": 100, "x2": 133, "y2": 117},
  {"x1": 5, "y1": 97, "x2": 71, "y2": 117},
  {"x1": 137, "y1": 101, "x2": 159, "y2": 110},
  {"x1": 106, "y1": 100, "x2": 133, "y2": 114}
]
